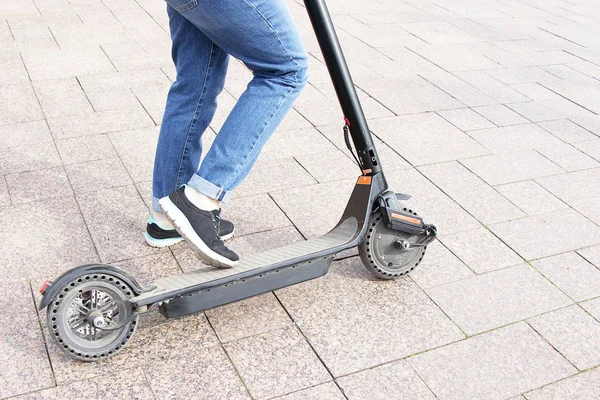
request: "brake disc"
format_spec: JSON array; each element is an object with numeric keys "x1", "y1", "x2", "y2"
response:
[{"x1": 359, "y1": 210, "x2": 426, "y2": 280}]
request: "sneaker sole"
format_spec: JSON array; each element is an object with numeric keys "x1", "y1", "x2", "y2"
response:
[
  {"x1": 221, "y1": 228, "x2": 234, "y2": 242},
  {"x1": 144, "y1": 232, "x2": 183, "y2": 248},
  {"x1": 159, "y1": 196, "x2": 239, "y2": 269}
]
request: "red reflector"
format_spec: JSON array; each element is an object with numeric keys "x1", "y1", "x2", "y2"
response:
[
  {"x1": 39, "y1": 280, "x2": 52, "y2": 294},
  {"x1": 344, "y1": 117, "x2": 351, "y2": 126}
]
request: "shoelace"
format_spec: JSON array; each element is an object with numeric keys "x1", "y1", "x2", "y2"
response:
[{"x1": 212, "y1": 209, "x2": 222, "y2": 241}]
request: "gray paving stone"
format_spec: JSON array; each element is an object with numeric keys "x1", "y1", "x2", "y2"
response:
[
  {"x1": 467, "y1": 123, "x2": 565, "y2": 153},
  {"x1": 337, "y1": 359, "x2": 435, "y2": 400},
  {"x1": 536, "y1": 168, "x2": 600, "y2": 203},
  {"x1": 495, "y1": 180, "x2": 568, "y2": 216},
  {"x1": 421, "y1": 70, "x2": 497, "y2": 107},
  {"x1": 21, "y1": 47, "x2": 115, "y2": 81},
  {"x1": 77, "y1": 69, "x2": 171, "y2": 93},
  {"x1": 400, "y1": 21, "x2": 479, "y2": 44},
  {"x1": 573, "y1": 139, "x2": 600, "y2": 162},
  {"x1": 109, "y1": 127, "x2": 158, "y2": 183},
  {"x1": 419, "y1": 161, "x2": 525, "y2": 224},
  {"x1": 146, "y1": 345, "x2": 250, "y2": 400},
  {"x1": 56, "y1": 134, "x2": 117, "y2": 164},
  {"x1": 273, "y1": 382, "x2": 345, "y2": 400},
  {"x1": 440, "y1": 227, "x2": 523, "y2": 274},
  {"x1": 101, "y1": 41, "x2": 163, "y2": 71},
  {"x1": 296, "y1": 150, "x2": 358, "y2": 183},
  {"x1": 206, "y1": 292, "x2": 292, "y2": 343},
  {"x1": 455, "y1": 71, "x2": 531, "y2": 104},
  {"x1": 65, "y1": 157, "x2": 133, "y2": 194},
  {"x1": 409, "y1": 323, "x2": 576, "y2": 400},
  {"x1": 260, "y1": 127, "x2": 337, "y2": 160},
  {"x1": 32, "y1": 78, "x2": 94, "y2": 118},
  {"x1": 13, "y1": 368, "x2": 154, "y2": 400},
  {"x1": 130, "y1": 83, "x2": 169, "y2": 124},
  {"x1": 536, "y1": 143, "x2": 599, "y2": 172},
  {"x1": 461, "y1": 150, "x2": 566, "y2": 186},
  {"x1": 507, "y1": 101, "x2": 571, "y2": 123},
  {"x1": 112, "y1": 251, "x2": 182, "y2": 286},
  {"x1": 528, "y1": 306, "x2": 600, "y2": 370},
  {"x1": 87, "y1": 89, "x2": 141, "y2": 112},
  {"x1": 0, "y1": 176, "x2": 10, "y2": 208},
  {"x1": 531, "y1": 252, "x2": 600, "y2": 302},
  {"x1": 370, "y1": 113, "x2": 489, "y2": 166},
  {"x1": 410, "y1": 44, "x2": 502, "y2": 71},
  {"x1": 234, "y1": 157, "x2": 317, "y2": 199},
  {"x1": 223, "y1": 193, "x2": 291, "y2": 237},
  {"x1": 0, "y1": 120, "x2": 52, "y2": 150},
  {"x1": 581, "y1": 297, "x2": 600, "y2": 321},
  {"x1": 485, "y1": 67, "x2": 560, "y2": 85},
  {"x1": 224, "y1": 326, "x2": 330, "y2": 399},
  {"x1": 76, "y1": 185, "x2": 159, "y2": 263},
  {"x1": 0, "y1": 83, "x2": 44, "y2": 124},
  {"x1": 524, "y1": 368, "x2": 600, "y2": 400},
  {"x1": 438, "y1": 108, "x2": 495, "y2": 131},
  {"x1": 427, "y1": 264, "x2": 571, "y2": 335},
  {"x1": 409, "y1": 241, "x2": 475, "y2": 289},
  {"x1": 0, "y1": 195, "x2": 98, "y2": 280},
  {"x1": 489, "y1": 209, "x2": 600, "y2": 260},
  {"x1": 578, "y1": 244, "x2": 600, "y2": 268},
  {"x1": 473, "y1": 104, "x2": 529, "y2": 126},
  {"x1": 47, "y1": 107, "x2": 154, "y2": 140},
  {"x1": 0, "y1": 140, "x2": 62, "y2": 175},
  {"x1": 277, "y1": 257, "x2": 464, "y2": 377},
  {"x1": 0, "y1": 280, "x2": 54, "y2": 399},
  {"x1": 571, "y1": 114, "x2": 600, "y2": 137},
  {"x1": 293, "y1": 84, "x2": 343, "y2": 127},
  {"x1": 538, "y1": 120, "x2": 598, "y2": 143},
  {"x1": 6, "y1": 167, "x2": 72, "y2": 204}
]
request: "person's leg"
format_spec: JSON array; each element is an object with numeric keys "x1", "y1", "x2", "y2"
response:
[{"x1": 151, "y1": 5, "x2": 229, "y2": 214}]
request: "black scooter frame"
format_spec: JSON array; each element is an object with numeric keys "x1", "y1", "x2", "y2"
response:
[{"x1": 39, "y1": 0, "x2": 395, "y2": 318}]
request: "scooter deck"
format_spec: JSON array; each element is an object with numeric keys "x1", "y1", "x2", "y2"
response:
[{"x1": 130, "y1": 216, "x2": 359, "y2": 309}]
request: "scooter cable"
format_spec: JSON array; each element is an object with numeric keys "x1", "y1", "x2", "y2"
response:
[{"x1": 343, "y1": 124, "x2": 364, "y2": 174}]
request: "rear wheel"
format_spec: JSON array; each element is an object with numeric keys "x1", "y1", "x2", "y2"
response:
[
  {"x1": 359, "y1": 210, "x2": 426, "y2": 280},
  {"x1": 46, "y1": 273, "x2": 138, "y2": 361}
]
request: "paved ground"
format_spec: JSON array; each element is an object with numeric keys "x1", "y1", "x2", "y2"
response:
[{"x1": 2, "y1": 0, "x2": 600, "y2": 398}]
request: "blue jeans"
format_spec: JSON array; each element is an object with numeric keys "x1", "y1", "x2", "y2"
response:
[{"x1": 152, "y1": 0, "x2": 309, "y2": 212}]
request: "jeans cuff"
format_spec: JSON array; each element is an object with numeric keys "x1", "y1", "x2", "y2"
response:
[{"x1": 189, "y1": 174, "x2": 232, "y2": 203}]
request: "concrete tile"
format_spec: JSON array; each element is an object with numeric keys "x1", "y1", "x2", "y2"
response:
[
  {"x1": 87, "y1": 89, "x2": 140, "y2": 112},
  {"x1": 225, "y1": 326, "x2": 330, "y2": 399},
  {"x1": 32, "y1": 78, "x2": 93, "y2": 118},
  {"x1": 370, "y1": 113, "x2": 489, "y2": 166},
  {"x1": 495, "y1": 180, "x2": 568, "y2": 216},
  {"x1": 146, "y1": 345, "x2": 250, "y2": 400},
  {"x1": 419, "y1": 161, "x2": 525, "y2": 224},
  {"x1": 400, "y1": 21, "x2": 479, "y2": 44},
  {"x1": 581, "y1": 297, "x2": 600, "y2": 320},
  {"x1": 578, "y1": 244, "x2": 600, "y2": 268},
  {"x1": 489, "y1": 210, "x2": 600, "y2": 260},
  {"x1": 467, "y1": 123, "x2": 565, "y2": 153},
  {"x1": 0, "y1": 141, "x2": 62, "y2": 175},
  {"x1": 293, "y1": 84, "x2": 343, "y2": 127},
  {"x1": 536, "y1": 168, "x2": 600, "y2": 204},
  {"x1": 56, "y1": 134, "x2": 117, "y2": 164},
  {"x1": 427, "y1": 264, "x2": 571, "y2": 334},
  {"x1": 130, "y1": 83, "x2": 169, "y2": 124},
  {"x1": 234, "y1": 157, "x2": 317, "y2": 199},
  {"x1": 277, "y1": 257, "x2": 464, "y2": 377},
  {"x1": 410, "y1": 44, "x2": 502, "y2": 71},
  {"x1": 440, "y1": 227, "x2": 523, "y2": 274},
  {"x1": 536, "y1": 143, "x2": 599, "y2": 172},
  {"x1": 506, "y1": 101, "x2": 571, "y2": 123},
  {"x1": 296, "y1": 150, "x2": 359, "y2": 183},
  {"x1": 538, "y1": 119, "x2": 598, "y2": 143},
  {"x1": 77, "y1": 69, "x2": 171, "y2": 93},
  {"x1": 358, "y1": 76, "x2": 464, "y2": 116},
  {"x1": 0, "y1": 66, "x2": 30, "y2": 86},
  {"x1": 0, "y1": 280, "x2": 54, "y2": 399},
  {"x1": 461, "y1": 150, "x2": 565, "y2": 186},
  {"x1": 420, "y1": 70, "x2": 497, "y2": 107},
  {"x1": 260, "y1": 127, "x2": 337, "y2": 160},
  {"x1": 109, "y1": 127, "x2": 158, "y2": 183},
  {"x1": 0, "y1": 176, "x2": 10, "y2": 208},
  {"x1": 14, "y1": 368, "x2": 154, "y2": 399},
  {"x1": 77, "y1": 185, "x2": 158, "y2": 263},
  {"x1": 524, "y1": 368, "x2": 600, "y2": 400},
  {"x1": 528, "y1": 306, "x2": 600, "y2": 370},
  {"x1": 573, "y1": 139, "x2": 600, "y2": 162},
  {"x1": 570, "y1": 114, "x2": 600, "y2": 137},
  {"x1": 206, "y1": 293, "x2": 292, "y2": 343},
  {"x1": 0, "y1": 83, "x2": 43, "y2": 124},
  {"x1": 337, "y1": 359, "x2": 435, "y2": 400},
  {"x1": 112, "y1": 251, "x2": 182, "y2": 286},
  {"x1": 21, "y1": 46, "x2": 115, "y2": 81},
  {"x1": 274, "y1": 382, "x2": 344, "y2": 400},
  {"x1": 455, "y1": 71, "x2": 531, "y2": 104},
  {"x1": 438, "y1": 108, "x2": 495, "y2": 131},
  {"x1": 485, "y1": 67, "x2": 560, "y2": 85},
  {"x1": 47, "y1": 107, "x2": 154, "y2": 140},
  {"x1": 410, "y1": 238, "x2": 476, "y2": 288},
  {"x1": 65, "y1": 157, "x2": 133, "y2": 194},
  {"x1": 101, "y1": 41, "x2": 163, "y2": 71},
  {"x1": 0, "y1": 120, "x2": 52, "y2": 150},
  {"x1": 531, "y1": 252, "x2": 600, "y2": 302},
  {"x1": 473, "y1": 104, "x2": 529, "y2": 126},
  {"x1": 409, "y1": 323, "x2": 576, "y2": 400},
  {"x1": 6, "y1": 167, "x2": 72, "y2": 204},
  {"x1": 223, "y1": 193, "x2": 291, "y2": 237}
]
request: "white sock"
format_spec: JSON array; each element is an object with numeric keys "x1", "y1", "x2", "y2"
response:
[
  {"x1": 152, "y1": 211, "x2": 174, "y2": 230},
  {"x1": 184, "y1": 185, "x2": 220, "y2": 211}
]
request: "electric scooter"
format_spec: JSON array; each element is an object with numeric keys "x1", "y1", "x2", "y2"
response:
[{"x1": 38, "y1": 0, "x2": 437, "y2": 361}]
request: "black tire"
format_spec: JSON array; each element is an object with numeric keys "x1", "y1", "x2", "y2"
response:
[
  {"x1": 359, "y1": 210, "x2": 426, "y2": 280},
  {"x1": 46, "y1": 273, "x2": 138, "y2": 362}
]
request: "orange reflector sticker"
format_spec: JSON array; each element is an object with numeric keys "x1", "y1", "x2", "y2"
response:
[
  {"x1": 391, "y1": 212, "x2": 421, "y2": 225},
  {"x1": 357, "y1": 176, "x2": 372, "y2": 185},
  {"x1": 362, "y1": 169, "x2": 372, "y2": 174}
]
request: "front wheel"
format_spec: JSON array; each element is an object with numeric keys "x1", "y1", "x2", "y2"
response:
[
  {"x1": 359, "y1": 210, "x2": 427, "y2": 280},
  {"x1": 46, "y1": 273, "x2": 138, "y2": 361}
]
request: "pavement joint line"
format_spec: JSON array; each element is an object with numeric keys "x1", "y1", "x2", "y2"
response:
[
  {"x1": 563, "y1": 49, "x2": 600, "y2": 67},
  {"x1": 537, "y1": 82, "x2": 599, "y2": 116},
  {"x1": 5, "y1": 19, "x2": 15, "y2": 40},
  {"x1": 131, "y1": 87, "x2": 159, "y2": 126},
  {"x1": 525, "y1": 320, "x2": 580, "y2": 371},
  {"x1": 47, "y1": 26, "x2": 60, "y2": 49},
  {"x1": 267, "y1": 191, "x2": 308, "y2": 241},
  {"x1": 75, "y1": 76, "x2": 95, "y2": 112},
  {"x1": 99, "y1": 44, "x2": 120, "y2": 73},
  {"x1": 538, "y1": 27, "x2": 586, "y2": 48}
]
